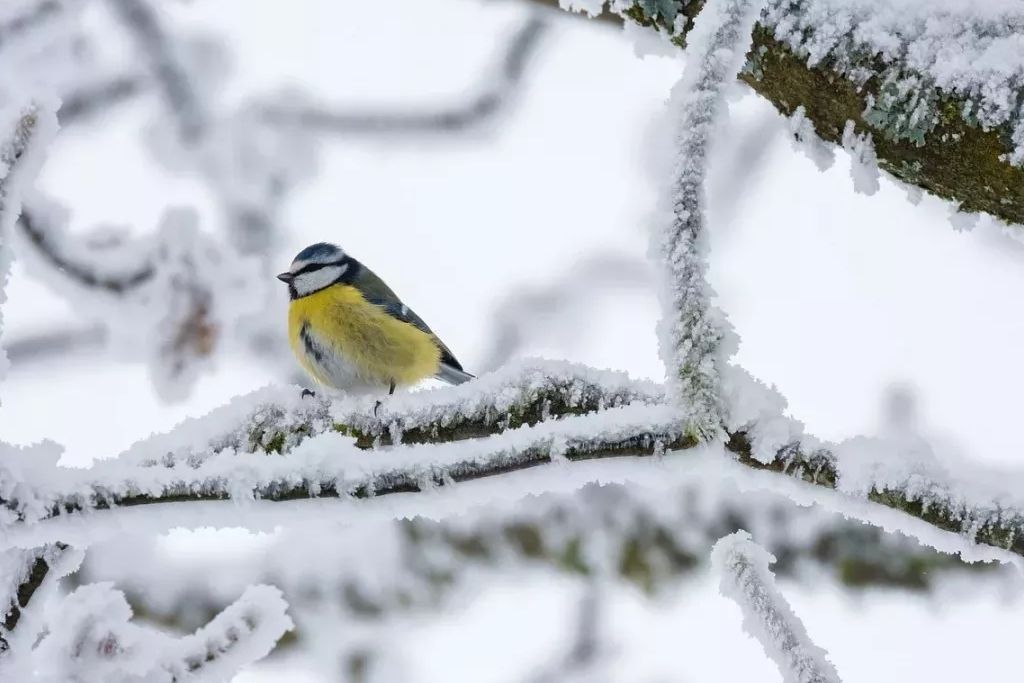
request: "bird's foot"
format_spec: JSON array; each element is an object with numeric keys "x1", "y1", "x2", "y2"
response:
[{"x1": 301, "y1": 388, "x2": 316, "y2": 399}]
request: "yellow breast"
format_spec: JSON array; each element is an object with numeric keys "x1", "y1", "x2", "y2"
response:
[{"x1": 287, "y1": 284, "x2": 442, "y2": 388}]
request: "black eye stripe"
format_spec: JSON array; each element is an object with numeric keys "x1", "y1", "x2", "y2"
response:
[{"x1": 292, "y1": 259, "x2": 347, "y2": 277}]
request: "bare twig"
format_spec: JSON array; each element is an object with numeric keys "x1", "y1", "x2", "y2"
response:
[
  {"x1": 105, "y1": 0, "x2": 206, "y2": 143},
  {"x1": 57, "y1": 75, "x2": 145, "y2": 125},
  {"x1": 17, "y1": 206, "x2": 154, "y2": 295},
  {"x1": 3, "y1": 324, "x2": 106, "y2": 365},
  {"x1": 259, "y1": 15, "x2": 549, "y2": 136}
]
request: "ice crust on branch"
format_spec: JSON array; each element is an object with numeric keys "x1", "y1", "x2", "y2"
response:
[
  {"x1": 712, "y1": 531, "x2": 841, "y2": 683},
  {"x1": 655, "y1": 0, "x2": 764, "y2": 439}
]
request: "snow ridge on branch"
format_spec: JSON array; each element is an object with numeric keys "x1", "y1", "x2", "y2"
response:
[
  {"x1": 712, "y1": 531, "x2": 841, "y2": 683},
  {"x1": 656, "y1": 0, "x2": 763, "y2": 439}
]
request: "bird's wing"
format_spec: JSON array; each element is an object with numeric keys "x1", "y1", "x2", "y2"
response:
[{"x1": 354, "y1": 264, "x2": 467, "y2": 372}]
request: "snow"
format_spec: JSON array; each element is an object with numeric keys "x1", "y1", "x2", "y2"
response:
[{"x1": 711, "y1": 531, "x2": 841, "y2": 683}]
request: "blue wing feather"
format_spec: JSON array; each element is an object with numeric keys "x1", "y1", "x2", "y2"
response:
[{"x1": 352, "y1": 262, "x2": 470, "y2": 377}]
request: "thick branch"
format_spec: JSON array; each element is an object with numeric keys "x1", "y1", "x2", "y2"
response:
[{"x1": 559, "y1": 0, "x2": 1024, "y2": 226}]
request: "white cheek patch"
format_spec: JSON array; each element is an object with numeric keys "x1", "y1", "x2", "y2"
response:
[{"x1": 294, "y1": 263, "x2": 348, "y2": 296}]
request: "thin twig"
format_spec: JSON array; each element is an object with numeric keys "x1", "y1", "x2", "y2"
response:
[{"x1": 259, "y1": 15, "x2": 549, "y2": 135}]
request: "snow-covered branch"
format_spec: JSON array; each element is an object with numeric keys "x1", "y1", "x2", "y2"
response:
[
  {"x1": 558, "y1": 0, "x2": 1024, "y2": 229},
  {"x1": 20, "y1": 583, "x2": 291, "y2": 682},
  {"x1": 0, "y1": 359, "x2": 1021, "y2": 566},
  {"x1": 712, "y1": 531, "x2": 841, "y2": 683},
  {"x1": 77, "y1": 479, "x2": 999, "y2": 646},
  {"x1": 0, "y1": 544, "x2": 68, "y2": 656}
]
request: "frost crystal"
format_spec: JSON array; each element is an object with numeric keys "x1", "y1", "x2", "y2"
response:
[
  {"x1": 558, "y1": 0, "x2": 608, "y2": 17},
  {"x1": 711, "y1": 531, "x2": 842, "y2": 683},
  {"x1": 840, "y1": 120, "x2": 879, "y2": 195},
  {"x1": 655, "y1": 0, "x2": 764, "y2": 439},
  {"x1": 787, "y1": 106, "x2": 834, "y2": 171}
]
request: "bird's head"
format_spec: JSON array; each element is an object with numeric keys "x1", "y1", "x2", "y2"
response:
[{"x1": 277, "y1": 242, "x2": 355, "y2": 299}]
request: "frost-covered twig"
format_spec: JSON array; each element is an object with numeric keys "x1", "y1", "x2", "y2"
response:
[
  {"x1": 259, "y1": 15, "x2": 548, "y2": 136},
  {"x1": 0, "y1": 102, "x2": 59, "y2": 386},
  {"x1": 712, "y1": 531, "x2": 841, "y2": 683},
  {"x1": 656, "y1": 0, "x2": 762, "y2": 438},
  {"x1": 24, "y1": 583, "x2": 291, "y2": 682},
  {"x1": 17, "y1": 204, "x2": 154, "y2": 294},
  {"x1": 14, "y1": 200, "x2": 260, "y2": 401}
]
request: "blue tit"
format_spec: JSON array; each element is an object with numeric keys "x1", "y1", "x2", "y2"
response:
[{"x1": 277, "y1": 242, "x2": 474, "y2": 395}]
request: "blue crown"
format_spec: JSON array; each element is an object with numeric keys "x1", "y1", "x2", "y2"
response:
[{"x1": 294, "y1": 242, "x2": 344, "y2": 263}]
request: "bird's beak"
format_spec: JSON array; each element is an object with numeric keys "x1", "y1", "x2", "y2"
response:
[{"x1": 277, "y1": 272, "x2": 295, "y2": 283}]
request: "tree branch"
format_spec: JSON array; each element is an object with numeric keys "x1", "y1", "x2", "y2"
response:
[
  {"x1": 56, "y1": 75, "x2": 145, "y2": 126},
  {"x1": 556, "y1": 0, "x2": 1024, "y2": 227},
  {"x1": 0, "y1": 544, "x2": 68, "y2": 655},
  {"x1": 105, "y1": 0, "x2": 206, "y2": 144},
  {"x1": 258, "y1": 14, "x2": 549, "y2": 136},
  {"x1": 0, "y1": 361, "x2": 1021, "y2": 565},
  {"x1": 79, "y1": 477, "x2": 1000, "y2": 646}
]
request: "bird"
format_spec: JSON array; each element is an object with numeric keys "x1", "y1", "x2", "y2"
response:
[{"x1": 277, "y1": 242, "x2": 474, "y2": 396}]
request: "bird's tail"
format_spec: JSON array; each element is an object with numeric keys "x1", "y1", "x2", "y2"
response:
[{"x1": 436, "y1": 363, "x2": 474, "y2": 385}]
